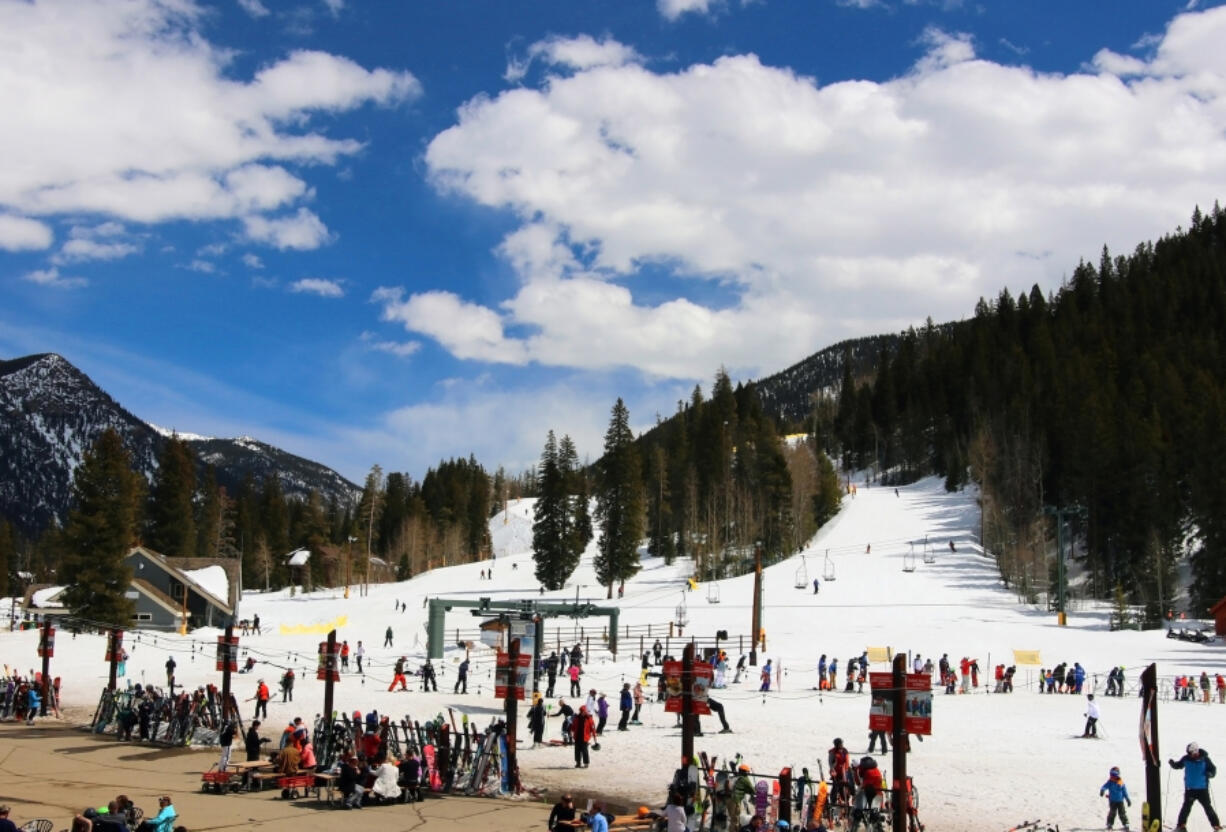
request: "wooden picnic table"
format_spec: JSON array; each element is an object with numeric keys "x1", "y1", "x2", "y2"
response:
[{"x1": 227, "y1": 760, "x2": 275, "y2": 791}]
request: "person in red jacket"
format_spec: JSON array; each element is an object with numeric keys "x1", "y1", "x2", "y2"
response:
[
  {"x1": 959, "y1": 658, "x2": 971, "y2": 693},
  {"x1": 253, "y1": 679, "x2": 269, "y2": 719},
  {"x1": 572, "y1": 706, "x2": 595, "y2": 769},
  {"x1": 828, "y1": 738, "x2": 852, "y2": 805},
  {"x1": 850, "y1": 756, "x2": 884, "y2": 832}
]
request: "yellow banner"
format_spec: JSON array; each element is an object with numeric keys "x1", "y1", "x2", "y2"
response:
[
  {"x1": 866, "y1": 646, "x2": 891, "y2": 664},
  {"x1": 1012, "y1": 649, "x2": 1041, "y2": 666},
  {"x1": 278, "y1": 615, "x2": 349, "y2": 635}
]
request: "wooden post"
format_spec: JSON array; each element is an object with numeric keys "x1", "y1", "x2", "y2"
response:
[
  {"x1": 750, "y1": 544, "x2": 762, "y2": 666},
  {"x1": 891, "y1": 652, "x2": 907, "y2": 832},
  {"x1": 505, "y1": 634, "x2": 521, "y2": 792},
  {"x1": 1141, "y1": 663, "x2": 1162, "y2": 830},
  {"x1": 779, "y1": 768, "x2": 792, "y2": 825},
  {"x1": 220, "y1": 624, "x2": 234, "y2": 720},
  {"x1": 322, "y1": 629, "x2": 337, "y2": 728},
  {"x1": 108, "y1": 630, "x2": 119, "y2": 691},
  {"x1": 39, "y1": 618, "x2": 52, "y2": 716},
  {"x1": 681, "y1": 642, "x2": 695, "y2": 766}
]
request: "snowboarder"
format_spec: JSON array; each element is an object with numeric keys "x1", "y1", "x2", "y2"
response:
[
  {"x1": 1099, "y1": 765, "x2": 1131, "y2": 830},
  {"x1": 1082, "y1": 693, "x2": 1100, "y2": 737},
  {"x1": 384, "y1": 626, "x2": 393, "y2": 648},
  {"x1": 252, "y1": 614, "x2": 260, "y2": 634},
  {"x1": 1170, "y1": 742, "x2": 1219, "y2": 831}
]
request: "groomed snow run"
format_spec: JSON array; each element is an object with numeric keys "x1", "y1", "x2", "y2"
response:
[{"x1": 4, "y1": 477, "x2": 1223, "y2": 831}]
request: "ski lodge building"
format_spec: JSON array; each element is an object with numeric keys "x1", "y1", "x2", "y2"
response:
[{"x1": 22, "y1": 545, "x2": 240, "y2": 631}]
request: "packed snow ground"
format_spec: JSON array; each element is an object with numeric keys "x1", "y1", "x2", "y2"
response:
[{"x1": 4, "y1": 478, "x2": 1225, "y2": 831}]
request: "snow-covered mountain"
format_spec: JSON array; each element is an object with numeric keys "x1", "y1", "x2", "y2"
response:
[{"x1": 0, "y1": 353, "x2": 358, "y2": 534}]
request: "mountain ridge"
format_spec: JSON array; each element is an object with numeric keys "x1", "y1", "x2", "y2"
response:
[{"x1": 0, "y1": 352, "x2": 359, "y2": 535}]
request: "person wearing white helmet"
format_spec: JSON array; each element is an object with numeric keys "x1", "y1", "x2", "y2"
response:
[{"x1": 1169, "y1": 741, "x2": 1220, "y2": 832}]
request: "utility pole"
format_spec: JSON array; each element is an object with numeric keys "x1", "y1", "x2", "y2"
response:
[
  {"x1": 218, "y1": 625, "x2": 236, "y2": 720},
  {"x1": 107, "y1": 630, "x2": 121, "y2": 691},
  {"x1": 1140, "y1": 664, "x2": 1162, "y2": 830},
  {"x1": 750, "y1": 543, "x2": 762, "y2": 666},
  {"x1": 321, "y1": 629, "x2": 338, "y2": 727},
  {"x1": 37, "y1": 619, "x2": 54, "y2": 716},
  {"x1": 681, "y1": 642, "x2": 696, "y2": 766},
  {"x1": 504, "y1": 633, "x2": 521, "y2": 793},
  {"x1": 890, "y1": 652, "x2": 908, "y2": 832}
]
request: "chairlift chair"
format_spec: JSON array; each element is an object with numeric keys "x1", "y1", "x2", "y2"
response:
[
  {"x1": 707, "y1": 582, "x2": 721, "y2": 604},
  {"x1": 676, "y1": 592, "x2": 689, "y2": 627},
  {"x1": 922, "y1": 536, "x2": 936, "y2": 565},
  {"x1": 822, "y1": 549, "x2": 837, "y2": 582},
  {"x1": 794, "y1": 557, "x2": 809, "y2": 589},
  {"x1": 902, "y1": 543, "x2": 917, "y2": 573}
]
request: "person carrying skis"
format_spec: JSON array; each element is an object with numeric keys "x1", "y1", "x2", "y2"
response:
[
  {"x1": 1170, "y1": 741, "x2": 1220, "y2": 831},
  {"x1": 1082, "y1": 693, "x2": 1100, "y2": 737},
  {"x1": 1099, "y1": 765, "x2": 1131, "y2": 830}
]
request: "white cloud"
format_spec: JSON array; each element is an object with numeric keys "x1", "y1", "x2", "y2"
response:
[
  {"x1": 243, "y1": 208, "x2": 332, "y2": 250},
  {"x1": 53, "y1": 238, "x2": 139, "y2": 264},
  {"x1": 518, "y1": 35, "x2": 643, "y2": 76},
  {"x1": 185, "y1": 259, "x2": 216, "y2": 273},
  {"x1": 23, "y1": 267, "x2": 87, "y2": 289},
  {"x1": 236, "y1": 0, "x2": 269, "y2": 17},
  {"x1": 417, "y1": 8, "x2": 1226, "y2": 382},
  {"x1": 242, "y1": 253, "x2": 265, "y2": 269},
  {"x1": 658, "y1": 0, "x2": 716, "y2": 20},
  {"x1": 322, "y1": 0, "x2": 345, "y2": 17},
  {"x1": 360, "y1": 331, "x2": 420, "y2": 358},
  {"x1": 0, "y1": 214, "x2": 53, "y2": 251},
  {"x1": 289, "y1": 277, "x2": 344, "y2": 297},
  {"x1": 0, "y1": 0, "x2": 418, "y2": 233}
]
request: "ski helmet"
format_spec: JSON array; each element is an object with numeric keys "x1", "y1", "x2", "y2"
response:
[
  {"x1": 861, "y1": 756, "x2": 877, "y2": 769},
  {"x1": 776, "y1": 822, "x2": 790, "y2": 830},
  {"x1": 1188, "y1": 742, "x2": 1200, "y2": 754},
  {"x1": 1110, "y1": 767, "x2": 1120, "y2": 778},
  {"x1": 833, "y1": 738, "x2": 843, "y2": 747}
]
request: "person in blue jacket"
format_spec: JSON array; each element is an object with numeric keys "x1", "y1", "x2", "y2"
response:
[
  {"x1": 1169, "y1": 742, "x2": 1219, "y2": 831},
  {"x1": 1099, "y1": 766, "x2": 1131, "y2": 830},
  {"x1": 25, "y1": 686, "x2": 40, "y2": 725}
]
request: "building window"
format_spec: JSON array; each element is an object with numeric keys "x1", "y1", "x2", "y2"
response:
[
  {"x1": 132, "y1": 612, "x2": 153, "y2": 622},
  {"x1": 168, "y1": 579, "x2": 185, "y2": 599}
]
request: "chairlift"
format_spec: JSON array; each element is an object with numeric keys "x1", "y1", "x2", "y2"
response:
[
  {"x1": 903, "y1": 542, "x2": 917, "y2": 573},
  {"x1": 707, "y1": 582, "x2": 721, "y2": 604},
  {"x1": 922, "y1": 535, "x2": 936, "y2": 565},
  {"x1": 794, "y1": 556, "x2": 809, "y2": 589},
  {"x1": 822, "y1": 549, "x2": 837, "y2": 582},
  {"x1": 676, "y1": 592, "x2": 689, "y2": 627}
]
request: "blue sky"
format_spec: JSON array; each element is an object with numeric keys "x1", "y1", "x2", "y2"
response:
[{"x1": 2, "y1": 0, "x2": 1225, "y2": 484}]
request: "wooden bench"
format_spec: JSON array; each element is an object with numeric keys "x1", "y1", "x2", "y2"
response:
[
  {"x1": 249, "y1": 770, "x2": 283, "y2": 791},
  {"x1": 200, "y1": 768, "x2": 241, "y2": 794}
]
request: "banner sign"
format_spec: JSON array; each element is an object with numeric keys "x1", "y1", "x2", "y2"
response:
[
  {"x1": 316, "y1": 641, "x2": 340, "y2": 682},
  {"x1": 1012, "y1": 649, "x2": 1042, "y2": 666},
  {"x1": 37, "y1": 626, "x2": 55, "y2": 658},
  {"x1": 216, "y1": 635, "x2": 239, "y2": 672},
  {"x1": 494, "y1": 651, "x2": 531, "y2": 700},
  {"x1": 869, "y1": 672, "x2": 932, "y2": 735},
  {"x1": 662, "y1": 659, "x2": 713, "y2": 715}
]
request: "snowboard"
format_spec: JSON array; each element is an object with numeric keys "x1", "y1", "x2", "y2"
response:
[
  {"x1": 423, "y1": 743, "x2": 440, "y2": 791},
  {"x1": 755, "y1": 780, "x2": 769, "y2": 822}
]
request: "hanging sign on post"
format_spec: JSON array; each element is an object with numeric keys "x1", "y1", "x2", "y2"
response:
[
  {"x1": 316, "y1": 641, "x2": 340, "y2": 682},
  {"x1": 495, "y1": 651, "x2": 531, "y2": 699},
  {"x1": 215, "y1": 634, "x2": 239, "y2": 672},
  {"x1": 37, "y1": 626, "x2": 55, "y2": 658},
  {"x1": 869, "y1": 672, "x2": 932, "y2": 735},
  {"x1": 663, "y1": 659, "x2": 713, "y2": 714},
  {"x1": 105, "y1": 631, "x2": 125, "y2": 662}
]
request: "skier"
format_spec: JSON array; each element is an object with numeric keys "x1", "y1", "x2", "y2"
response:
[
  {"x1": 828, "y1": 658, "x2": 839, "y2": 691},
  {"x1": 454, "y1": 657, "x2": 469, "y2": 694},
  {"x1": 959, "y1": 657, "x2": 971, "y2": 694},
  {"x1": 568, "y1": 662, "x2": 582, "y2": 697},
  {"x1": 595, "y1": 692, "x2": 609, "y2": 735},
  {"x1": 554, "y1": 698, "x2": 575, "y2": 745},
  {"x1": 280, "y1": 668, "x2": 294, "y2": 702},
  {"x1": 1170, "y1": 742, "x2": 1220, "y2": 831},
  {"x1": 1099, "y1": 765, "x2": 1131, "y2": 830},
  {"x1": 545, "y1": 651, "x2": 559, "y2": 698},
  {"x1": 631, "y1": 681, "x2": 644, "y2": 724},
  {"x1": 384, "y1": 626, "x2": 393, "y2": 648},
  {"x1": 970, "y1": 658, "x2": 980, "y2": 689},
  {"x1": 696, "y1": 697, "x2": 732, "y2": 734},
  {"x1": 252, "y1": 613, "x2": 260, "y2": 634},
  {"x1": 733, "y1": 654, "x2": 747, "y2": 684},
  {"x1": 252, "y1": 678, "x2": 269, "y2": 719},
  {"x1": 813, "y1": 578, "x2": 820, "y2": 595},
  {"x1": 572, "y1": 705, "x2": 595, "y2": 768},
  {"x1": 389, "y1": 657, "x2": 409, "y2": 692},
  {"x1": 1082, "y1": 693, "x2": 1100, "y2": 737},
  {"x1": 617, "y1": 683, "x2": 633, "y2": 731},
  {"x1": 340, "y1": 640, "x2": 350, "y2": 671},
  {"x1": 421, "y1": 658, "x2": 437, "y2": 691},
  {"x1": 653, "y1": 640, "x2": 663, "y2": 665},
  {"x1": 760, "y1": 660, "x2": 773, "y2": 692},
  {"x1": 165, "y1": 656, "x2": 177, "y2": 687},
  {"x1": 867, "y1": 724, "x2": 889, "y2": 754},
  {"x1": 355, "y1": 641, "x2": 365, "y2": 675},
  {"x1": 937, "y1": 654, "x2": 949, "y2": 687}
]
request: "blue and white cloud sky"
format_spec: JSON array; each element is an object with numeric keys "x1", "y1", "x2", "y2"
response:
[{"x1": 3, "y1": 0, "x2": 1225, "y2": 483}]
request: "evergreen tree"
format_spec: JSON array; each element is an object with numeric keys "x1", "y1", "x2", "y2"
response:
[
  {"x1": 532, "y1": 432, "x2": 570, "y2": 590},
  {"x1": 260, "y1": 475, "x2": 289, "y2": 587},
  {"x1": 196, "y1": 464, "x2": 222, "y2": 558},
  {"x1": 594, "y1": 399, "x2": 645, "y2": 597},
  {"x1": 354, "y1": 465, "x2": 384, "y2": 587},
  {"x1": 559, "y1": 435, "x2": 592, "y2": 562},
  {"x1": 0, "y1": 518, "x2": 12, "y2": 597},
  {"x1": 146, "y1": 435, "x2": 197, "y2": 556},
  {"x1": 61, "y1": 428, "x2": 142, "y2": 625}
]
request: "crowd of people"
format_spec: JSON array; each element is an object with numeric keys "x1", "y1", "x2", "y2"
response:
[{"x1": 0, "y1": 793, "x2": 186, "y2": 832}]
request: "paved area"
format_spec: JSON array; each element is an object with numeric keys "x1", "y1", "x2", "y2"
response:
[{"x1": 0, "y1": 720, "x2": 554, "y2": 831}]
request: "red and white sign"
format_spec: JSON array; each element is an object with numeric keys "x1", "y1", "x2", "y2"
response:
[
  {"x1": 494, "y1": 651, "x2": 531, "y2": 700},
  {"x1": 868, "y1": 672, "x2": 932, "y2": 736},
  {"x1": 662, "y1": 659, "x2": 713, "y2": 715},
  {"x1": 37, "y1": 626, "x2": 55, "y2": 658},
  {"x1": 215, "y1": 635, "x2": 239, "y2": 672},
  {"x1": 316, "y1": 641, "x2": 340, "y2": 682},
  {"x1": 104, "y1": 631, "x2": 124, "y2": 662}
]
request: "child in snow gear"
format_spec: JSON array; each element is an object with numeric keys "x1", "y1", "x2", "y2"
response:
[
  {"x1": 1169, "y1": 742, "x2": 1220, "y2": 831},
  {"x1": 1099, "y1": 766, "x2": 1131, "y2": 830},
  {"x1": 1082, "y1": 694, "x2": 1100, "y2": 737},
  {"x1": 849, "y1": 756, "x2": 885, "y2": 832}
]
